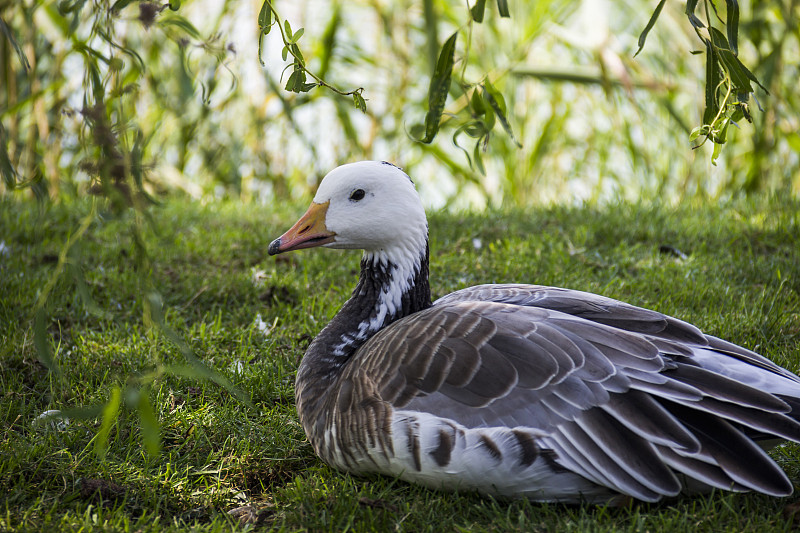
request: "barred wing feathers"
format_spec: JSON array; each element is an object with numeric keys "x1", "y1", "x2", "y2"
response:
[{"x1": 332, "y1": 284, "x2": 800, "y2": 501}]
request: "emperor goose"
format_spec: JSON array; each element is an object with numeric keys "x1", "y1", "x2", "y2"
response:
[{"x1": 268, "y1": 161, "x2": 800, "y2": 504}]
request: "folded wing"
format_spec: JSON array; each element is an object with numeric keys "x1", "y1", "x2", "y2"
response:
[{"x1": 347, "y1": 284, "x2": 800, "y2": 500}]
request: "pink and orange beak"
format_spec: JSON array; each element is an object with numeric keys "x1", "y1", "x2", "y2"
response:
[{"x1": 268, "y1": 201, "x2": 336, "y2": 255}]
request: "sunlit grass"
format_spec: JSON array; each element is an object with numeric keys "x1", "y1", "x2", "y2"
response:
[{"x1": 1, "y1": 194, "x2": 800, "y2": 531}]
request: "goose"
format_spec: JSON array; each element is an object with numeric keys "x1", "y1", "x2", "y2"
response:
[{"x1": 268, "y1": 161, "x2": 800, "y2": 504}]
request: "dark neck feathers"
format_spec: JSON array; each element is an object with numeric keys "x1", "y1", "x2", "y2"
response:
[{"x1": 295, "y1": 242, "x2": 431, "y2": 423}]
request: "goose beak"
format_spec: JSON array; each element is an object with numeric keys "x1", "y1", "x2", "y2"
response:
[{"x1": 268, "y1": 201, "x2": 336, "y2": 255}]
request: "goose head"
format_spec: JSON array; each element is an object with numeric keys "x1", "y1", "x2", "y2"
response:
[{"x1": 268, "y1": 161, "x2": 428, "y2": 265}]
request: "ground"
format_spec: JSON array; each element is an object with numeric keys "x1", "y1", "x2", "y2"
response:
[{"x1": 1, "y1": 195, "x2": 800, "y2": 531}]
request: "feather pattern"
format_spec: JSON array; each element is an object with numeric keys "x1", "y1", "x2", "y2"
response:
[{"x1": 269, "y1": 161, "x2": 800, "y2": 503}]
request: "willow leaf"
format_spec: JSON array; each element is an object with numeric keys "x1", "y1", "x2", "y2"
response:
[
  {"x1": 471, "y1": 0, "x2": 487, "y2": 22},
  {"x1": 353, "y1": 92, "x2": 367, "y2": 113},
  {"x1": 473, "y1": 139, "x2": 486, "y2": 175},
  {"x1": 159, "y1": 15, "x2": 201, "y2": 40},
  {"x1": 685, "y1": 0, "x2": 704, "y2": 28},
  {"x1": 420, "y1": 32, "x2": 457, "y2": 144},
  {"x1": 709, "y1": 28, "x2": 752, "y2": 93},
  {"x1": 635, "y1": 0, "x2": 666, "y2": 57},
  {"x1": 703, "y1": 42, "x2": 720, "y2": 125},
  {"x1": 726, "y1": 0, "x2": 739, "y2": 55},
  {"x1": 483, "y1": 80, "x2": 521, "y2": 147},
  {"x1": 258, "y1": 0, "x2": 272, "y2": 29},
  {"x1": 110, "y1": 0, "x2": 136, "y2": 11},
  {"x1": 496, "y1": 0, "x2": 510, "y2": 17}
]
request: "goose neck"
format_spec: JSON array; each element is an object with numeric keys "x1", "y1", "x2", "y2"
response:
[{"x1": 296, "y1": 242, "x2": 431, "y2": 396}]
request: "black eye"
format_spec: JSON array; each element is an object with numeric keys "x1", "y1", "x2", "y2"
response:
[{"x1": 349, "y1": 189, "x2": 366, "y2": 201}]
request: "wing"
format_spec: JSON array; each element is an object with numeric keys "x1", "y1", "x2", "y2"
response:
[
  {"x1": 345, "y1": 284, "x2": 800, "y2": 501},
  {"x1": 436, "y1": 284, "x2": 800, "y2": 379}
]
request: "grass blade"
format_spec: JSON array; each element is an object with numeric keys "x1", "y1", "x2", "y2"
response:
[
  {"x1": 423, "y1": 0, "x2": 439, "y2": 74},
  {"x1": 317, "y1": 5, "x2": 340, "y2": 79},
  {"x1": 0, "y1": 123, "x2": 18, "y2": 188},
  {"x1": 67, "y1": 257, "x2": 112, "y2": 319},
  {"x1": 33, "y1": 308, "x2": 60, "y2": 376},
  {"x1": 95, "y1": 386, "x2": 122, "y2": 458},
  {"x1": 145, "y1": 291, "x2": 252, "y2": 407},
  {"x1": 137, "y1": 388, "x2": 161, "y2": 456},
  {"x1": 0, "y1": 15, "x2": 30, "y2": 71}
]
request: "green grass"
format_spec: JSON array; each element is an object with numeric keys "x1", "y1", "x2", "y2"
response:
[{"x1": 1, "y1": 195, "x2": 800, "y2": 532}]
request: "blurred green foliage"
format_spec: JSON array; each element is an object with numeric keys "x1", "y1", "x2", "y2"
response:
[{"x1": 1, "y1": 0, "x2": 797, "y2": 207}]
